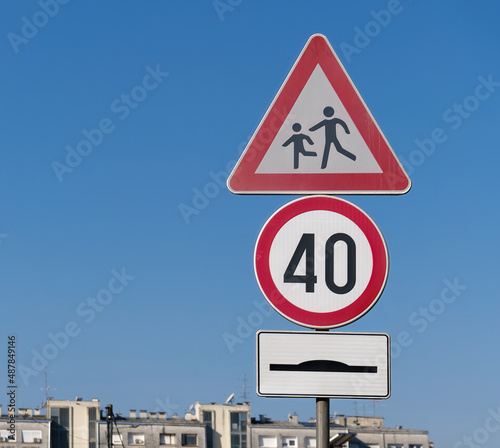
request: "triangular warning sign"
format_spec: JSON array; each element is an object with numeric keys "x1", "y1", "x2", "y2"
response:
[{"x1": 227, "y1": 34, "x2": 411, "y2": 195}]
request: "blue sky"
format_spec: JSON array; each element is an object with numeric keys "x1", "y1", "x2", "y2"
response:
[{"x1": 2, "y1": 1, "x2": 500, "y2": 446}]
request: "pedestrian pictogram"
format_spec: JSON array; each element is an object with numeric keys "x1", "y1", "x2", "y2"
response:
[
  {"x1": 309, "y1": 106, "x2": 356, "y2": 167},
  {"x1": 282, "y1": 123, "x2": 316, "y2": 169},
  {"x1": 227, "y1": 34, "x2": 411, "y2": 195}
]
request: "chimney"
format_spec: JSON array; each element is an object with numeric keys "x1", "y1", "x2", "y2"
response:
[
  {"x1": 34, "y1": 409, "x2": 41, "y2": 416},
  {"x1": 172, "y1": 413, "x2": 179, "y2": 420},
  {"x1": 0, "y1": 405, "x2": 2, "y2": 416},
  {"x1": 139, "y1": 410, "x2": 147, "y2": 419},
  {"x1": 158, "y1": 412, "x2": 166, "y2": 420},
  {"x1": 130, "y1": 410, "x2": 137, "y2": 419},
  {"x1": 288, "y1": 413, "x2": 298, "y2": 424},
  {"x1": 19, "y1": 408, "x2": 28, "y2": 416},
  {"x1": 337, "y1": 415, "x2": 346, "y2": 426},
  {"x1": 149, "y1": 412, "x2": 157, "y2": 419}
]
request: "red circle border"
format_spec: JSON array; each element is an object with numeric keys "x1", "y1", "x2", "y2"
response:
[{"x1": 254, "y1": 196, "x2": 388, "y2": 329}]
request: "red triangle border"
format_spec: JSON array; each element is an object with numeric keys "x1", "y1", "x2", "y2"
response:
[{"x1": 227, "y1": 34, "x2": 411, "y2": 195}]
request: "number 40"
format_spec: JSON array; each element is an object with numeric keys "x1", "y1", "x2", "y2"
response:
[{"x1": 283, "y1": 233, "x2": 356, "y2": 294}]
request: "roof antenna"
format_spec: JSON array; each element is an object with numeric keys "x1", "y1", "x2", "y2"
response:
[
  {"x1": 41, "y1": 368, "x2": 56, "y2": 409},
  {"x1": 241, "y1": 374, "x2": 248, "y2": 402}
]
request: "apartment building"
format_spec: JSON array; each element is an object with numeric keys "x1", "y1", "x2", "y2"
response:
[
  {"x1": 0, "y1": 400, "x2": 432, "y2": 448},
  {"x1": 46, "y1": 399, "x2": 100, "y2": 448},
  {"x1": 98, "y1": 409, "x2": 205, "y2": 448},
  {"x1": 336, "y1": 415, "x2": 430, "y2": 448},
  {"x1": 249, "y1": 413, "x2": 431, "y2": 448},
  {"x1": 193, "y1": 402, "x2": 250, "y2": 448},
  {"x1": 0, "y1": 406, "x2": 51, "y2": 448}
]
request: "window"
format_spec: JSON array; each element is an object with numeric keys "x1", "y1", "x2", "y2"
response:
[
  {"x1": 366, "y1": 445, "x2": 380, "y2": 448},
  {"x1": 231, "y1": 434, "x2": 246, "y2": 448},
  {"x1": 305, "y1": 437, "x2": 316, "y2": 448},
  {"x1": 259, "y1": 436, "x2": 277, "y2": 448},
  {"x1": 181, "y1": 434, "x2": 197, "y2": 446},
  {"x1": 203, "y1": 412, "x2": 213, "y2": 424},
  {"x1": 230, "y1": 412, "x2": 247, "y2": 448},
  {"x1": 51, "y1": 407, "x2": 70, "y2": 448},
  {"x1": 0, "y1": 430, "x2": 16, "y2": 442},
  {"x1": 230, "y1": 412, "x2": 247, "y2": 432},
  {"x1": 128, "y1": 434, "x2": 145, "y2": 445},
  {"x1": 203, "y1": 411, "x2": 214, "y2": 448},
  {"x1": 51, "y1": 407, "x2": 70, "y2": 428},
  {"x1": 160, "y1": 434, "x2": 176, "y2": 445},
  {"x1": 388, "y1": 445, "x2": 403, "y2": 448},
  {"x1": 409, "y1": 445, "x2": 422, "y2": 448},
  {"x1": 282, "y1": 437, "x2": 297, "y2": 447},
  {"x1": 89, "y1": 407, "x2": 98, "y2": 448},
  {"x1": 22, "y1": 431, "x2": 42, "y2": 443}
]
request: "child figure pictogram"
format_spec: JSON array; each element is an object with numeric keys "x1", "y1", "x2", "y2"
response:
[{"x1": 282, "y1": 123, "x2": 317, "y2": 169}]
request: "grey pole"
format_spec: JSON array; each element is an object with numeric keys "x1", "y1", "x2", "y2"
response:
[
  {"x1": 316, "y1": 398, "x2": 330, "y2": 448},
  {"x1": 315, "y1": 326, "x2": 330, "y2": 448}
]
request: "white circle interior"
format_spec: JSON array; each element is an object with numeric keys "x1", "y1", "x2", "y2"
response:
[{"x1": 269, "y1": 209, "x2": 374, "y2": 313}]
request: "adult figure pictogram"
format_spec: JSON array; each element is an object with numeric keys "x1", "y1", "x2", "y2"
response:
[
  {"x1": 309, "y1": 106, "x2": 356, "y2": 169},
  {"x1": 282, "y1": 123, "x2": 316, "y2": 169}
]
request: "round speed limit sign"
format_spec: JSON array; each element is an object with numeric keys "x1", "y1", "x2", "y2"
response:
[{"x1": 254, "y1": 196, "x2": 388, "y2": 329}]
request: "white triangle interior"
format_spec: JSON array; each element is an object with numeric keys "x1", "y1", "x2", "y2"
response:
[{"x1": 256, "y1": 65, "x2": 383, "y2": 174}]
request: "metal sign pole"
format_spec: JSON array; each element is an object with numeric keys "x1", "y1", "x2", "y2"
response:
[
  {"x1": 316, "y1": 397, "x2": 329, "y2": 448},
  {"x1": 316, "y1": 326, "x2": 329, "y2": 448}
]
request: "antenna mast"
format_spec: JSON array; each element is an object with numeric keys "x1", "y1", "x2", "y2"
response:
[
  {"x1": 41, "y1": 368, "x2": 56, "y2": 408},
  {"x1": 242, "y1": 374, "x2": 248, "y2": 402}
]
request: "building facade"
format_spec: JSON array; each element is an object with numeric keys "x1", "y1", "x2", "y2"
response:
[
  {"x1": 194, "y1": 402, "x2": 250, "y2": 448},
  {"x1": 1, "y1": 400, "x2": 432, "y2": 448},
  {"x1": 248, "y1": 414, "x2": 431, "y2": 448},
  {"x1": 337, "y1": 415, "x2": 430, "y2": 448},
  {"x1": 46, "y1": 398, "x2": 100, "y2": 448},
  {"x1": 0, "y1": 406, "x2": 51, "y2": 448},
  {"x1": 98, "y1": 409, "x2": 205, "y2": 448}
]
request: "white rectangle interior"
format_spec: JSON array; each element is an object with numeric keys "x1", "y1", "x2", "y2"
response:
[{"x1": 257, "y1": 331, "x2": 389, "y2": 398}]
